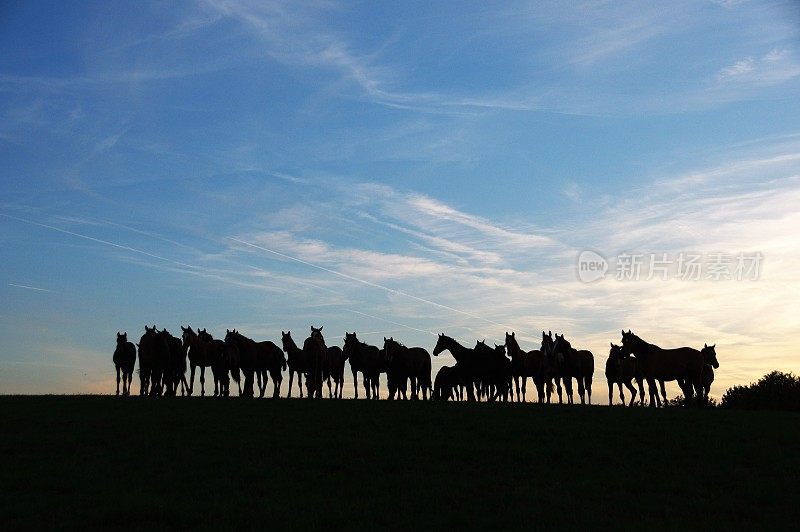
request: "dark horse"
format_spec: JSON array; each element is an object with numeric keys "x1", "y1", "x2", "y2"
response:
[
  {"x1": 606, "y1": 343, "x2": 638, "y2": 406},
  {"x1": 620, "y1": 330, "x2": 704, "y2": 407},
  {"x1": 199, "y1": 328, "x2": 238, "y2": 395},
  {"x1": 137, "y1": 325, "x2": 159, "y2": 395},
  {"x1": 303, "y1": 326, "x2": 327, "y2": 399},
  {"x1": 433, "y1": 365, "x2": 465, "y2": 401},
  {"x1": 325, "y1": 345, "x2": 348, "y2": 399},
  {"x1": 113, "y1": 332, "x2": 136, "y2": 396},
  {"x1": 159, "y1": 328, "x2": 188, "y2": 396},
  {"x1": 255, "y1": 337, "x2": 286, "y2": 399},
  {"x1": 474, "y1": 340, "x2": 512, "y2": 401},
  {"x1": 183, "y1": 326, "x2": 229, "y2": 396},
  {"x1": 551, "y1": 333, "x2": 594, "y2": 404},
  {"x1": 505, "y1": 332, "x2": 545, "y2": 402},
  {"x1": 282, "y1": 331, "x2": 310, "y2": 398},
  {"x1": 539, "y1": 331, "x2": 563, "y2": 403},
  {"x1": 432, "y1": 333, "x2": 477, "y2": 401},
  {"x1": 700, "y1": 343, "x2": 719, "y2": 404},
  {"x1": 343, "y1": 332, "x2": 384, "y2": 399},
  {"x1": 224, "y1": 329, "x2": 260, "y2": 397},
  {"x1": 384, "y1": 337, "x2": 432, "y2": 400}
]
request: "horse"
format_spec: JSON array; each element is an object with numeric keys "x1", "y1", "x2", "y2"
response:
[
  {"x1": 136, "y1": 326, "x2": 158, "y2": 395},
  {"x1": 432, "y1": 333, "x2": 478, "y2": 401},
  {"x1": 384, "y1": 337, "x2": 432, "y2": 400},
  {"x1": 551, "y1": 334, "x2": 594, "y2": 405},
  {"x1": 281, "y1": 331, "x2": 310, "y2": 398},
  {"x1": 113, "y1": 332, "x2": 136, "y2": 396},
  {"x1": 182, "y1": 327, "x2": 229, "y2": 396},
  {"x1": 606, "y1": 343, "x2": 638, "y2": 406},
  {"x1": 303, "y1": 326, "x2": 327, "y2": 399},
  {"x1": 343, "y1": 332, "x2": 384, "y2": 399},
  {"x1": 539, "y1": 331, "x2": 563, "y2": 403},
  {"x1": 158, "y1": 329, "x2": 188, "y2": 396},
  {"x1": 505, "y1": 332, "x2": 545, "y2": 402},
  {"x1": 224, "y1": 329, "x2": 259, "y2": 397},
  {"x1": 198, "y1": 328, "x2": 239, "y2": 395},
  {"x1": 619, "y1": 330, "x2": 704, "y2": 407},
  {"x1": 325, "y1": 345, "x2": 347, "y2": 399},
  {"x1": 254, "y1": 338, "x2": 286, "y2": 399},
  {"x1": 474, "y1": 340, "x2": 512, "y2": 402},
  {"x1": 700, "y1": 343, "x2": 719, "y2": 404},
  {"x1": 433, "y1": 365, "x2": 465, "y2": 401},
  {"x1": 182, "y1": 325, "x2": 217, "y2": 396}
]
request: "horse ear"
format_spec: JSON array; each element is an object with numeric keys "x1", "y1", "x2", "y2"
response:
[
  {"x1": 711, "y1": 344, "x2": 715, "y2": 348},
  {"x1": 621, "y1": 330, "x2": 624, "y2": 336},
  {"x1": 610, "y1": 342, "x2": 613, "y2": 347},
  {"x1": 704, "y1": 343, "x2": 707, "y2": 348},
  {"x1": 512, "y1": 331, "x2": 515, "y2": 337},
  {"x1": 319, "y1": 326, "x2": 323, "y2": 331}
]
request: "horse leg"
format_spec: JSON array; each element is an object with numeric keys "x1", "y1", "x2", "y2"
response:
[
  {"x1": 327, "y1": 374, "x2": 333, "y2": 399},
  {"x1": 522, "y1": 376, "x2": 528, "y2": 403},
  {"x1": 586, "y1": 377, "x2": 592, "y2": 405},
  {"x1": 608, "y1": 382, "x2": 614, "y2": 405},
  {"x1": 188, "y1": 364, "x2": 195, "y2": 396},
  {"x1": 115, "y1": 366, "x2": 121, "y2": 396},
  {"x1": 577, "y1": 378, "x2": 586, "y2": 405},
  {"x1": 659, "y1": 380, "x2": 668, "y2": 405},
  {"x1": 624, "y1": 381, "x2": 637, "y2": 406},
  {"x1": 199, "y1": 366, "x2": 206, "y2": 396}
]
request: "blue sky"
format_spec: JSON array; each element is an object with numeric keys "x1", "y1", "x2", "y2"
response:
[{"x1": 1, "y1": 0, "x2": 799, "y2": 397}]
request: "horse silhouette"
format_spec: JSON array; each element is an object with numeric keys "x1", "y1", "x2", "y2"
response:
[
  {"x1": 324, "y1": 345, "x2": 347, "y2": 398},
  {"x1": 182, "y1": 326, "x2": 223, "y2": 396},
  {"x1": 433, "y1": 333, "x2": 478, "y2": 401},
  {"x1": 281, "y1": 331, "x2": 309, "y2": 398},
  {"x1": 384, "y1": 337, "x2": 432, "y2": 400},
  {"x1": 700, "y1": 343, "x2": 719, "y2": 404},
  {"x1": 606, "y1": 343, "x2": 638, "y2": 406},
  {"x1": 433, "y1": 365, "x2": 467, "y2": 401},
  {"x1": 182, "y1": 325, "x2": 216, "y2": 396},
  {"x1": 254, "y1": 337, "x2": 286, "y2": 399},
  {"x1": 473, "y1": 340, "x2": 512, "y2": 401},
  {"x1": 343, "y1": 332, "x2": 384, "y2": 399},
  {"x1": 113, "y1": 332, "x2": 136, "y2": 396},
  {"x1": 224, "y1": 329, "x2": 259, "y2": 397},
  {"x1": 551, "y1": 334, "x2": 594, "y2": 404},
  {"x1": 303, "y1": 326, "x2": 327, "y2": 399},
  {"x1": 158, "y1": 329, "x2": 187, "y2": 396},
  {"x1": 198, "y1": 328, "x2": 237, "y2": 396},
  {"x1": 505, "y1": 332, "x2": 545, "y2": 402},
  {"x1": 620, "y1": 330, "x2": 704, "y2": 407},
  {"x1": 539, "y1": 331, "x2": 564, "y2": 403},
  {"x1": 137, "y1": 325, "x2": 159, "y2": 395}
]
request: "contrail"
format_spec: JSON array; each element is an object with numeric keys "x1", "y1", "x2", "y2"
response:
[
  {"x1": 229, "y1": 236, "x2": 516, "y2": 330},
  {"x1": 343, "y1": 308, "x2": 436, "y2": 336},
  {"x1": 1, "y1": 213, "x2": 199, "y2": 270},
  {"x1": 8, "y1": 283, "x2": 50, "y2": 292}
]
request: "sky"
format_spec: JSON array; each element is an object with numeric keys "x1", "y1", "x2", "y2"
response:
[{"x1": 1, "y1": 0, "x2": 799, "y2": 400}]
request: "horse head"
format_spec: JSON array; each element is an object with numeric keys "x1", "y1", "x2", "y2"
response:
[
  {"x1": 702, "y1": 343, "x2": 719, "y2": 369},
  {"x1": 432, "y1": 333, "x2": 450, "y2": 356},
  {"x1": 116, "y1": 332, "x2": 127, "y2": 344}
]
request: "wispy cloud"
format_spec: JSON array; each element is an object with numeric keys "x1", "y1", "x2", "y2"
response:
[{"x1": 7, "y1": 283, "x2": 51, "y2": 293}]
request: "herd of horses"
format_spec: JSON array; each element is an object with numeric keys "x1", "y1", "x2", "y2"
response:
[{"x1": 112, "y1": 326, "x2": 720, "y2": 406}]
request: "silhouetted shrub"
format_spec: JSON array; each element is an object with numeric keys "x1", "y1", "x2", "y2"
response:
[
  {"x1": 721, "y1": 371, "x2": 800, "y2": 411},
  {"x1": 665, "y1": 395, "x2": 717, "y2": 408}
]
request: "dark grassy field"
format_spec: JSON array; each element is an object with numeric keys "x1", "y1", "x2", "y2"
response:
[{"x1": 1, "y1": 397, "x2": 798, "y2": 530}]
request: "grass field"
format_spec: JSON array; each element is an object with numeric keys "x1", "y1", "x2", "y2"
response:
[{"x1": 1, "y1": 396, "x2": 798, "y2": 530}]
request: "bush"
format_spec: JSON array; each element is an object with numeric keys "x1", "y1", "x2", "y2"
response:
[
  {"x1": 721, "y1": 371, "x2": 800, "y2": 412},
  {"x1": 664, "y1": 395, "x2": 717, "y2": 408}
]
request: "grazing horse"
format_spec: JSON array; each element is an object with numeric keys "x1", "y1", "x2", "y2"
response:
[
  {"x1": 303, "y1": 326, "x2": 327, "y2": 399},
  {"x1": 137, "y1": 325, "x2": 159, "y2": 395},
  {"x1": 432, "y1": 333, "x2": 478, "y2": 401},
  {"x1": 281, "y1": 331, "x2": 310, "y2": 398},
  {"x1": 224, "y1": 329, "x2": 259, "y2": 397},
  {"x1": 539, "y1": 331, "x2": 563, "y2": 404},
  {"x1": 433, "y1": 365, "x2": 464, "y2": 401},
  {"x1": 620, "y1": 330, "x2": 704, "y2": 407},
  {"x1": 551, "y1": 334, "x2": 594, "y2": 405},
  {"x1": 505, "y1": 332, "x2": 545, "y2": 403},
  {"x1": 384, "y1": 337, "x2": 432, "y2": 400},
  {"x1": 113, "y1": 332, "x2": 136, "y2": 396},
  {"x1": 343, "y1": 332, "x2": 385, "y2": 399},
  {"x1": 254, "y1": 338, "x2": 286, "y2": 399},
  {"x1": 606, "y1": 343, "x2": 638, "y2": 406},
  {"x1": 325, "y1": 346, "x2": 347, "y2": 399}
]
